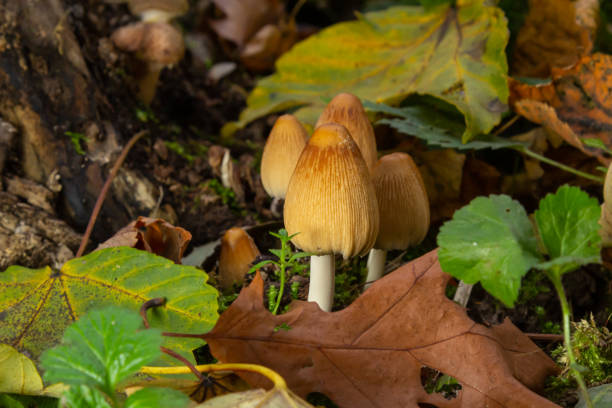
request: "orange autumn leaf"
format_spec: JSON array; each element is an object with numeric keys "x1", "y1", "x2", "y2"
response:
[
  {"x1": 204, "y1": 250, "x2": 560, "y2": 408},
  {"x1": 510, "y1": 53, "x2": 612, "y2": 163},
  {"x1": 511, "y1": 0, "x2": 596, "y2": 78}
]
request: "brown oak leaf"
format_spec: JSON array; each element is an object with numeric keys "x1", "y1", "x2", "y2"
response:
[
  {"x1": 204, "y1": 250, "x2": 560, "y2": 408},
  {"x1": 96, "y1": 216, "x2": 191, "y2": 263},
  {"x1": 510, "y1": 53, "x2": 612, "y2": 164}
]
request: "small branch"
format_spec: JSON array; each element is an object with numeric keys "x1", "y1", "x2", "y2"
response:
[
  {"x1": 452, "y1": 281, "x2": 474, "y2": 308},
  {"x1": 76, "y1": 130, "x2": 147, "y2": 257},
  {"x1": 140, "y1": 297, "x2": 166, "y2": 328},
  {"x1": 492, "y1": 115, "x2": 519, "y2": 136},
  {"x1": 160, "y1": 346, "x2": 205, "y2": 381}
]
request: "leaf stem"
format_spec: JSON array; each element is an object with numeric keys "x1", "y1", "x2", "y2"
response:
[
  {"x1": 547, "y1": 270, "x2": 593, "y2": 408},
  {"x1": 140, "y1": 363, "x2": 287, "y2": 389},
  {"x1": 519, "y1": 147, "x2": 604, "y2": 184},
  {"x1": 272, "y1": 235, "x2": 288, "y2": 314}
]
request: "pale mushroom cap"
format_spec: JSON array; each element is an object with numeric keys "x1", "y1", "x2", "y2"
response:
[
  {"x1": 260, "y1": 114, "x2": 308, "y2": 198},
  {"x1": 315, "y1": 93, "x2": 377, "y2": 173},
  {"x1": 218, "y1": 227, "x2": 260, "y2": 290},
  {"x1": 373, "y1": 152, "x2": 430, "y2": 250},
  {"x1": 128, "y1": 0, "x2": 188, "y2": 21},
  {"x1": 112, "y1": 22, "x2": 185, "y2": 66},
  {"x1": 284, "y1": 123, "x2": 379, "y2": 258}
]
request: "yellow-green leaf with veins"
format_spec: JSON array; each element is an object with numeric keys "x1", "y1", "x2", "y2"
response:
[
  {"x1": 226, "y1": 0, "x2": 509, "y2": 142},
  {"x1": 0, "y1": 247, "x2": 218, "y2": 366},
  {"x1": 0, "y1": 344, "x2": 43, "y2": 395}
]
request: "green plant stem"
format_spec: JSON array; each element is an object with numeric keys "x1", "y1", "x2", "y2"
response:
[
  {"x1": 272, "y1": 239, "x2": 288, "y2": 315},
  {"x1": 519, "y1": 148, "x2": 604, "y2": 183},
  {"x1": 547, "y1": 270, "x2": 593, "y2": 408}
]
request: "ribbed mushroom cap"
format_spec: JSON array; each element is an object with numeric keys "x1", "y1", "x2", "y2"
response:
[
  {"x1": 284, "y1": 123, "x2": 379, "y2": 258},
  {"x1": 218, "y1": 227, "x2": 260, "y2": 290},
  {"x1": 315, "y1": 93, "x2": 377, "y2": 173},
  {"x1": 260, "y1": 114, "x2": 308, "y2": 199},
  {"x1": 111, "y1": 22, "x2": 185, "y2": 66},
  {"x1": 372, "y1": 152, "x2": 430, "y2": 250}
]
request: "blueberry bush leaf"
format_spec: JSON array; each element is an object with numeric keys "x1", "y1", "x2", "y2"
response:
[
  {"x1": 437, "y1": 195, "x2": 541, "y2": 307},
  {"x1": 227, "y1": 0, "x2": 509, "y2": 142},
  {"x1": 534, "y1": 185, "x2": 601, "y2": 274}
]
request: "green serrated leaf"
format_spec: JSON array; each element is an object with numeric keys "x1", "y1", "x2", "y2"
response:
[
  {"x1": 366, "y1": 101, "x2": 524, "y2": 150},
  {"x1": 437, "y1": 195, "x2": 540, "y2": 307},
  {"x1": 41, "y1": 307, "x2": 162, "y2": 395},
  {"x1": 577, "y1": 384, "x2": 612, "y2": 408},
  {"x1": 227, "y1": 1, "x2": 509, "y2": 142},
  {"x1": 125, "y1": 387, "x2": 189, "y2": 408},
  {"x1": 62, "y1": 385, "x2": 112, "y2": 408},
  {"x1": 534, "y1": 185, "x2": 601, "y2": 274},
  {"x1": 0, "y1": 247, "x2": 218, "y2": 366}
]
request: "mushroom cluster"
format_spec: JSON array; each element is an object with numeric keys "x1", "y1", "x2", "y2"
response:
[{"x1": 259, "y1": 92, "x2": 430, "y2": 311}]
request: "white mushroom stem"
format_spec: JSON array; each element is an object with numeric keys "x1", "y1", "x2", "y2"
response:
[
  {"x1": 308, "y1": 255, "x2": 335, "y2": 312},
  {"x1": 365, "y1": 248, "x2": 387, "y2": 289},
  {"x1": 453, "y1": 281, "x2": 474, "y2": 308}
]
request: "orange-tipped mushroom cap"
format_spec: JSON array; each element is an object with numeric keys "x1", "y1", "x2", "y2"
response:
[
  {"x1": 218, "y1": 227, "x2": 260, "y2": 291},
  {"x1": 372, "y1": 152, "x2": 430, "y2": 250},
  {"x1": 284, "y1": 123, "x2": 379, "y2": 258},
  {"x1": 260, "y1": 114, "x2": 308, "y2": 199},
  {"x1": 315, "y1": 93, "x2": 377, "y2": 173}
]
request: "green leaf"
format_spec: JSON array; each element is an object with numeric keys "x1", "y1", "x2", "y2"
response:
[
  {"x1": 437, "y1": 195, "x2": 540, "y2": 307},
  {"x1": 576, "y1": 384, "x2": 612, "y2": 408},
  {"x1": 41, "y1": 307, "x2": 162, "y2": 395},
  {"x1": 228, "y1": 1, "x2": 509, "y2": 142},
  {"x1": 0, "y1": 344, "x2": 43, "y2": 395},
  {"x1": 62, "y1": 385, "x2": 112, "y2": 408},
  {"x1": 0, "y1": 247, "x2": 218, "y2": 365},
  {"x1": 365, "y1": 101, "x2": 524, "y2": 150},
  {"x1": 125, "y1": 387, "x2": 189, "y2": 408},
  {"x1": 534, "y1": 185, "x2": 601, "y2": 274}
]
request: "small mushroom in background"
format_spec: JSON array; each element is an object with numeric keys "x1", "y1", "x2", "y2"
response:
[
  {"x1": 127, "y1": 0, "x2": 188, "y2": 23},
  {"x1": 111, "y1": 21, "x2": 185, "y2": 104},
  {"x1": 218, "y1": 227, "x2": 260, "y2": 291},
  {"x1": 315, "y1": 92, "x2": 378, "y2": 173},
  {"x1": 284, "y1": 124, "x2": 379, "y2": 312},
  {"x1": 365, "y1": 153, "x2": 430, "y2": 288},
  {"x1": 260, "y1": 114, "x2": 308, "y2": 216},
  {"x1": 600, "y1": 163, "x2": 612, "y2": 246}
]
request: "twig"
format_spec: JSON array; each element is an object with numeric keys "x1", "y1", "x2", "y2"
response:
[
  {"x1": 160, "y1": 346, "x2": 205, "y2": 381},
  {"x1": 492, "y1": 114, "x2": 519, "y2": 136},
  {"x1": 453, "y1": 281, "x2": 473, "y2": 308},
  {"x1": 75, "y1": 130, "x2": 147, "y2": 257},
  {"x1": 140, "y1": 297, "x2": 166, "y2": 328}
]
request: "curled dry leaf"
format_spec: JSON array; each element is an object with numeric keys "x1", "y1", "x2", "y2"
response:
[
  {"x1": 97, "y1": 216, "x2": 191, "y2": 263},
  {"x1": 510, "y1": 53, "x2": 612, "y2": 164},
  {"x1": 204, "y1": 250, "x2": 560, "y2": 408},
  {"x1": 511, "y1": 0, "x2": 595, "y2": 77}
]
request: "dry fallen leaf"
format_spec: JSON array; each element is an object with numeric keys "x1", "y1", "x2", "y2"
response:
[
  {"x1": 96, "y1": 216, "x2": 191, "y2": 263},
  {"x1": 511, "y1": 0, "x2": 596, "y2": 77},
  {"x1": 510, "y1": 53, "x2": 612, "y2": 164},
  {"x1": 204, "y1": 250, "x2": 560, "y2": 408}
]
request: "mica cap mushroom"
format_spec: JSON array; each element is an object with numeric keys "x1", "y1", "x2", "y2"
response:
[
  {"x1": 260, "y1": 114, "x2": 308, "y2": 199},
  {"x1": 315, "y1": 92, "x2": 378, "y2": 173},
  {"x1": 284, "y1": 123, "x2": 379, "y2": 311},
  {"x1": 365, "y1": 152, "x2": 430, "y2": 287}
]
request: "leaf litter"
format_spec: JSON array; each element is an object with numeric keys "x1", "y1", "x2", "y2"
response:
[{"x1": 204, "y1": 250, "x2": 560, "y2": 408}]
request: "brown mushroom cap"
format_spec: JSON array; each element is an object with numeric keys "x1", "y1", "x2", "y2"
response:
[
  {"x1": 112, "y1": 22, "x2": 185, "y2": 66},
  {"x1": 260, "y1": 114, "x2": 308, "y2": 199},
  {"x1": 218, "y1": 227, "x2": 260, "y2": 290},
  {"x1": 315, "y1": 93, "x2": 377, "y2": 173},
  {"x1": 372, "y1": 152, "x2": 430, "y2": 250},
  {"x1": 284, "y1": 123, "x2": 379, "y2": 258},
  {"x1": 129, "y1": 0, "x2": 188, "y2": 20}
]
